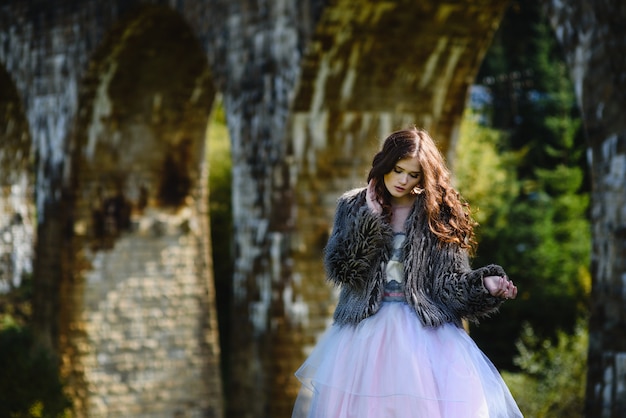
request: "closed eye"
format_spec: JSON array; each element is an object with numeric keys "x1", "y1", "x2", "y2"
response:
[{"x1": 393, "y1": 165, "x2": 421, "y2": 178}]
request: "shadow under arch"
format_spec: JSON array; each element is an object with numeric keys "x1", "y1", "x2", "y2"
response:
[{"x1": 57, "y1": 5, "x2": 223, "y2": 417}]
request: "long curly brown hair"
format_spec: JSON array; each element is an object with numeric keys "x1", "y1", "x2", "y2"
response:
[{"x1": 367, "y1": 127, "x2": 477, "y2": 252}]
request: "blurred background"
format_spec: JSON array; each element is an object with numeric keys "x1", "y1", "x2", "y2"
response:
[{"x1": 1, "y1": 0, "x2": 624, "y2": 417}]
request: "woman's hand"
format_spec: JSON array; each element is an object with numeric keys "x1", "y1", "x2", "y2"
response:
[
  {"x1": 483, "y1": 275, "x2": 517, "y2": 300},
  {"x1": 366, "y1": 180, "x2": 382, "y2": 215}
]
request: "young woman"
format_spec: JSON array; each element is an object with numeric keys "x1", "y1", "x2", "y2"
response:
[{"x1": 292, "y1": 127, "x2": 522, "y2": 417}]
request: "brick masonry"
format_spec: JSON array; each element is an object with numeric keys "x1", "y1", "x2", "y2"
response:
[{"x1": 0, "y1": 0, "x2": 625, "y2": 417}]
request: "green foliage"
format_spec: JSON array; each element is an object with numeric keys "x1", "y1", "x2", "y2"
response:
[
  {"x1": 456, "y1": 112, "x2": 591, "y2": 353},
  {"x1": 478, "y1": 164, "x2": 590, "y2": 330},
  {"x1": 476, "y1": 0, "x2": 587, "y2": 177},
  {"x1": 502, "y1": 320, "x2": 588, "y2": 417},
  {"x1": 207, "y1": 97, "x2": 233, "y2": 397},
  {"x1": 0, "y1": 325, "x2": 72, "y2": 418},
  {"x1": 453, "y1": 113, "x2": 519, "y2": 226},
  {"x1": 0, "y1": 276, "x2": 71, "y2": 417},
  {"x1": 456, "y1": 0, "x2": 591, "y2": 370},
  {"x1": 207, "y1": 97, "x2": 233, "y2": 292}
]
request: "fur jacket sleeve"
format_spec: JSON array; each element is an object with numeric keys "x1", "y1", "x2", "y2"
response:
[{"x1": 324, "y1": 187, "x2": 506, "y2": 328}]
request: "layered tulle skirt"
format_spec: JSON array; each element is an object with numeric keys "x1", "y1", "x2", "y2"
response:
[{"x1": 292, "y1": 301, "x2": 522, "y2": 418}]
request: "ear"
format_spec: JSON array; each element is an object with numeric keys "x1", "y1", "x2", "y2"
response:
[{"x1": 411, "y1": 186, "x2": 424, "y2": 195}]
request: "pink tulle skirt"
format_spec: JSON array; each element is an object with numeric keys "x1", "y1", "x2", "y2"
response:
[{"x1": 292, "y1": 301, "x2": 523, "y2": 418}]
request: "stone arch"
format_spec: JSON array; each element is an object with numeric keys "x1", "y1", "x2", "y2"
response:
[
  {"x1": 59, "y1": 5, "x2": 222, "y2": 417},
  {"x1": 0, "y1": 63, "x2": 35, "y2": 296}
]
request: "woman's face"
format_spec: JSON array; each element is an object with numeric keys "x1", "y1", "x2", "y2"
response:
[{"x1": 383, "y1": 156, "x2": 422, "y2": 206}]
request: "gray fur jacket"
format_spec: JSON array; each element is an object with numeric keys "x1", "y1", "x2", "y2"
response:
[{"x1": 324, "y1": 188, "x2": 506, "y2": 328}]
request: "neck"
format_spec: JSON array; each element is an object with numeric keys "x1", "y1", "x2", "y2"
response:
[
  {"x1": 391, "y1": 195, "x2": 416, "y2": 208},
  {"x1": 391, "y1": 202, "x2": 413, "y2": 232}
]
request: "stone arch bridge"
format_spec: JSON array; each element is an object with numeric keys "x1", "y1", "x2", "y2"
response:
[{"x1": 1, "y1": 0, "x2": 624, "y2": 417}]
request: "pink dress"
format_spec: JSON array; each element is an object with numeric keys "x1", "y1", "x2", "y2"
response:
[{"x1": 292, "y1": 231, "x2": 523, "y2": 418}]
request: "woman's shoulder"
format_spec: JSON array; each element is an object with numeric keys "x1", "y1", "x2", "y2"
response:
[{"x1": 339, "y1": 187, "x2": 366, "y2": 201}]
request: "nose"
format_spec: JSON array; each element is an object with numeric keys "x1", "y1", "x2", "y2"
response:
[{"x1": 399, "y1": 173, "x2": 409, "y2": 184}]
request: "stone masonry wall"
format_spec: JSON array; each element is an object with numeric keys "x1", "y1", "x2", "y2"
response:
[
  {"x1": 61, "y1": 6, "x2": 221, "y2": 417},
  {"x1": 69, "y1": 211, "x2": 219, "y2": 417}
]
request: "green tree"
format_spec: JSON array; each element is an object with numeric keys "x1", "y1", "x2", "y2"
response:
[
  {"x1": 470, "y1": 160, "x2": 590, "y2": 367},
  {"x1": 457, "y1": 0, "x2": 590, "y2": 369},
  {"x1": 453, "y1": 111, "x2": 518, "y2": 228},
  {"x1": 476, "y1": 0, "x2": 588, "y2": 173}
]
